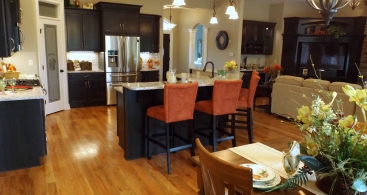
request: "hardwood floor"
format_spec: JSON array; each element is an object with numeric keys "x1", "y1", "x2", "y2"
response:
[{"x1": 0, "y1": 98, "x2": 304, "y2": 195}]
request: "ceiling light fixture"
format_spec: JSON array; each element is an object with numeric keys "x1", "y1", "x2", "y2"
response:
[
  {"x1": 349, "y1": 0, "x2": 360, "y2": 10},
  {"x1": 306, "y1": 0, "x2": 352, "y2": 25},
  {"x1": 210, "y1": 0, "x2": 218, "y2": 24},
  {"x1": 172, "y1": 0, "x2": 185, "y2": 6},
  {"x1": 229, "y1": 11, "x2": 239, "y2": 20},
  {"x1": 167, "y1": 7, "x2": 176, "y2": 30},
  {"x1": 225, "y1": 0, "x2": 236, "y2": 15}
]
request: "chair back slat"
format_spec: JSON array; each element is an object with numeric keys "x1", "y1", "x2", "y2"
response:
[
  {"x1": 196, "y1": 138, "x2": 253, "y2": 195},
  {"x1": 164, "y1": 82, "x2": 198, "y2": 123}
]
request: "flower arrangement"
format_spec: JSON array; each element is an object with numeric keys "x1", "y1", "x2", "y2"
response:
[
  {"x1": 263, "y1": 64, "x2": 282, "y2": 78},
  {"x1": 224, "y1": 60, "x2": 238, "y2": 71}
]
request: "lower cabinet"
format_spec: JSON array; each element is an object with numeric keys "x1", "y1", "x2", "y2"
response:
[
  {"x1": 0, "y1": 99, "x2": 46, "y2": 172},
  {"x1": 140, "y1": 70, "x2": 159, "y2": 82},
  {"x1": 68, "y1": 72, "x2": 106, "y2": 108}
]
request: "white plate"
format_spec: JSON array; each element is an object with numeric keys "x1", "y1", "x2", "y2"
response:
[
  {"x1": 239, "y1": 164, "x2": 276, "y2": 182},
  {"x1": 253, "y1": 173, "x2": 281, "y2": 189}
]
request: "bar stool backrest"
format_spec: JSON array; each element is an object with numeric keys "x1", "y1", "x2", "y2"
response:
[{"x1": 212, "y1": 80, "x2": 243, "y2": 115}]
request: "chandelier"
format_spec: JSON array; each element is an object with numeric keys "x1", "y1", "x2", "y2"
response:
[
  {"x1": 306, "y1": 0, "x2": 352, "y2": 25},
  {"x1": 349, "y1": 0, "x2": 360, "y2": 10},
  {"x1": 167, "y1": 7, "x2": 176, "y2": 30},
  {"x1": 225, "y1": 0, "x2": 239, "y2": 20}
]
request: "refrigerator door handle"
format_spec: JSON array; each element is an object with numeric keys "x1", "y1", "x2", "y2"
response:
[{"x1": 110, "y1": 74, "x2": 137, "y2": 77}]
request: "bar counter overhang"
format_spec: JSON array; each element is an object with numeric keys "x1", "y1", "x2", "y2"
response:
[{"x1": 116, "y1": 73, "x2": 243, "y2": 160}]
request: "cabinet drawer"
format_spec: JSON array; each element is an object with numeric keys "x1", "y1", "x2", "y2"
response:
[{"x1": 68, "y1": 72, "x2": 105, "y2": 80}]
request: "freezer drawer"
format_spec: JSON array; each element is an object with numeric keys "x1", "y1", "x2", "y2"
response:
[
  {"x1": 106, "y1": 82, "x2": 122, "y2": 105},
  {"x1": 106, "y1": 73, "x2": 139, "y2": 83}
]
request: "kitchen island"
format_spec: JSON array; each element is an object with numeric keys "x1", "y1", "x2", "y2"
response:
[
  {"x1": 115, "y1": 73, "x2": 243, "y2": 160},
  {"x1": 0, "y1": 87, "x2": 47, "y2": 172}
]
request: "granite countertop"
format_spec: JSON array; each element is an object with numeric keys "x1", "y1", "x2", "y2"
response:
[
  {"x1": 68, "y1": 70, "x2": 104, "y2": 73},
  {"x1": 116, "y1": 72, "x2": 243, "y2": 91},
  {"x1": 140, "y1": 68, "x2": 159, "y2": 71},
  {"x1": 0, "y1": 87, "x2": 45, "y2": 101}
]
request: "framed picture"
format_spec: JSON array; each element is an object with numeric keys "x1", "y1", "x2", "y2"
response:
[{"x1": 82, "y1": 3, "x2": 93, "y2": 9}]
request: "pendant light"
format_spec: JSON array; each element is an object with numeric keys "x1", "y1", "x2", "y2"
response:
[
  {"x1": 172, "y1": 0, "x2": 185, "y2": 6},
  {"x1": 306, "y1": 0, "x2": 351, "y2": 25},
  {"x1": 210, "y1": 0, "x2": 218, "y2": 24},
  {"x1": 229, "y1": 11, "x2": 239, "y2": 20},
  {"x1": 167, "y1": 7, "x2": 176, "y2": 30},
  {"x1": 349, "y1": 0, "x2": 360, "y2": 10},
  {"x1": 225, "y1": 0, "x2": 236, "y2": 15}
]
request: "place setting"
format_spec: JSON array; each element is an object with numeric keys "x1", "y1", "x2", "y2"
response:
[{"x1": 239, "y1": 163, "x2": 281, "y2": 190}]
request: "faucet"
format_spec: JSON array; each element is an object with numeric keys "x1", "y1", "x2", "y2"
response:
[{"x1": 203, "y1": 61, "x2": 215, "y2": 78}]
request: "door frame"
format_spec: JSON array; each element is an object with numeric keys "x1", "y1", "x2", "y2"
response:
[{"x1": 36, "y1": 0, "x2": 69, "y2": 114}]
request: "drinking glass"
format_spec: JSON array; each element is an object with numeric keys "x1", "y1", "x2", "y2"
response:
[
  {"x1": 7, "y1": 78, "x2": 16, "y2": 93},
  {"x1": 0, "y1": 79, "x2": 7, "y2": 95},
  {"x1": 282, "y1": 149, "x2": 300, "y2": 179}
]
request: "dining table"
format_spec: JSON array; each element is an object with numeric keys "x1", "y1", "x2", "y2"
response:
[{"x1": 190, "y1": 142, "x2": 325, "y2": 195}]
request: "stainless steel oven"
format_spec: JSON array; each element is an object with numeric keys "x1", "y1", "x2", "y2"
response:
[{"x1": 106, "y1": 73, "x2": 139, "y2": 105}]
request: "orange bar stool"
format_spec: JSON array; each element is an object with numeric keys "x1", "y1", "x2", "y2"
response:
[
  {"x1": 194, "y1": 80, "x2": 243, "y2": 152},
  {"x1": 146, "y1": 82, "x2": 198, "y2": 174},
  {"x1": 234, "y1": 72, "x2": 260, "y2": 143}
]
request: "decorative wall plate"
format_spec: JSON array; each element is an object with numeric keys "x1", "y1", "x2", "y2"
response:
[{"x1": 216, "y1": 31, "x2": 228, "y2": 50}]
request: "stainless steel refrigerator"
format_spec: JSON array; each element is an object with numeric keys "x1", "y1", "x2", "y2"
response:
[{"x1": 104, "y1": 36, "x2": 140, "y2": 105}]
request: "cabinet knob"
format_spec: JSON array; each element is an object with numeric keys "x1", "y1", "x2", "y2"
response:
[{"x1": 60, "y1": 69, "x2": 64, "y2": 73}]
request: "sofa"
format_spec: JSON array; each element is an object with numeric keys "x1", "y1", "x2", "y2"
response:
[{"x1": 271, "y1": 75, "x2": 363, "y2": 121}]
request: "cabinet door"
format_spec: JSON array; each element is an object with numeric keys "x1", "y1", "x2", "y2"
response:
[
  {"x1": 68, "y1": 78, "x2": 88, "y2": 107},
  {"x1": 9, "y1": 0, "x2": 20, "y2": 52},
  {"x1": 83, "y1": 13, "x2": 100, "y2": 51},
  {"x1": 121, "y1": 9, "x2": 139, "y2": 36},
  {"x1": 88, "y1": 78, "x2": 106, "y2": 103},
  {"x1": 65, "y1": 13, "x2": 83, "y2": 51},
  {"x1": 103, "y1": 8, "x2": 122, "y2": 34},
  {"x1": 0, "y1": 0, "x2": 13, "y2": 57},
  {"x1": 140, "y1": 14, "x2": 160, "y2": 52}
]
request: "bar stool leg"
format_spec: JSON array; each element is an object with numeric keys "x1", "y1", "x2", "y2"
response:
[
  {"x1": 212, "y1": 115, "x2": 217, "y2": 152},
  {"x1": 231, "y1": 113, "x2": 236, "y2": 147},
  {"x1": 147, "y1": 115, "x2": 152, "y2": 159},
  {"x1": 166, "y1": 123, "x2": 172, "y2": 174},
  {"x1": 247, "y1": 108, "x2": 254, "y2": 143},
  {"x1": 189, "y1": 119, "x2": 195, "y2": 156}
]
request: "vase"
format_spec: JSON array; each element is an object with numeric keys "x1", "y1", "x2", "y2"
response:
[{"x1": 316, "y1": 175, "x2": 367, "y2": 195}]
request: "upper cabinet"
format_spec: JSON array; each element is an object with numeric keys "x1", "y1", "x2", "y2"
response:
[
  {"x1": 65, "y1": 8, "x2": 101, "y2": 51},
  {"x1": 241, "y1": 20, "x2": 276, "y2": 55},
  {"x1": 0, "y1": 0, "x2": 22, "y2": 57},
  {"x1": 140, "y1": 14, "x2": 161, "y2": 53},
  {"x1": 95, "y1": 2, "x2": 141, "y2": 36}
]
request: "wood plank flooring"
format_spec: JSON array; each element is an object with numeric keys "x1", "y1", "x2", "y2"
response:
[{"x1": 0, "y1": 99, "x2": 304, "y2": 195}]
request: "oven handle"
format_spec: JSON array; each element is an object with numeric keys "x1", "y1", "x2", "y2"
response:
[{"x1": 110, "y1": 74, "x2": 137, "y2": 77}]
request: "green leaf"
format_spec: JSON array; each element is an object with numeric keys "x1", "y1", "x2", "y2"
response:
[
  {"x1": 297, "y1": 155, "x2": 325, "y2": 172},
  {"x1": 265, "y1": 168, "x2": 309, "y2": 192}
]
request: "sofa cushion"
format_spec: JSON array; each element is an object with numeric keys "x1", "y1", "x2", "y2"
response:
[
  {"x1": 329, "y1": 82, "x2": 362, "y2": 93},
  {"x1": 275, "y1": 75, "x2": 304, "y2": 86},
  {"x1": 302, "y1": 79, "x2": 330, "y2": 90}
]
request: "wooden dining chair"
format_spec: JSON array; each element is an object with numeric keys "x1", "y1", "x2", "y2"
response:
[
  {"x1": 196, "y1": 138, "x2": 253, "y2": 195},
  {"x1": 146, "y1": 82, "x2": 199, "y2": 174}
]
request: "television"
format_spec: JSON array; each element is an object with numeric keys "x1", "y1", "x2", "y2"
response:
[{"x1": 297, "y1": 42, "x2": 348, "y2": 78}]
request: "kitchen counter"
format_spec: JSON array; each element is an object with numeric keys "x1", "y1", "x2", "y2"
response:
[
  {"x1": 140, "y1": 68, "x2": 159, "y2": 72},
  {"x1": 115, "y1": 72, "x2": 243, "y2": 91},
  {"x1": 0, "y1": 87, "x2": 45, "y2": 101},
  {"x1": 67, "y1": 70, "x2": 104, "y2": 73}
]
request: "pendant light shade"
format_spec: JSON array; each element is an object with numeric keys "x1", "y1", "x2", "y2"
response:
[
  {"x1": 306, "y1": 0, "x2": 351, "y2": 25},
  {"x1": 210, "y1": 0, "x2": 218, "y2": 24},
  {"x1": 172, "y1": 0, "x2": 185, "y2": 6},
  {"x1": 225, "y1": 5, "x2": 236, "y2": 15},
  {"x1": 229, "y1": 11, "x2": 239, "y2": 20}
]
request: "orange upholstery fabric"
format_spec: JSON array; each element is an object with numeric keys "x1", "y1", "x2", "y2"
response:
[
  {"x1": 237, "y1": 74, "x2": 260, "y2": 108},
  {"x1": 195, "y1": 80, "x2": 243, "y2": 116},
  {"x1": 147, "y1": 82, "x2": 199, "y2": 123}
]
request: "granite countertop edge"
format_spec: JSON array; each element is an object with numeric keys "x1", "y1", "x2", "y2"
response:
[{"x1": 0, "y1": 87, "x2": 45, "y2": 101}]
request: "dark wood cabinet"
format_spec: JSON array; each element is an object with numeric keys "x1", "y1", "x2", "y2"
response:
[
  {"x1": 0, "y1": 99, "x2": 46, "y2": 172},
  {"x1": 140, "y1": 14, "x2": 161, "y2": 53},
  {"x1": 241, "y1": 20, "x2": 276, "y2": 55},
  {"x1": 95, "y1": 2, "x2": 141, "y2": 36},
  {"x1": 140, "y1": 70, "x2": 159, "y2": 82},
  {"x1": 9, "y1": 0, "x2": 22, "y2": 52},
  {"x1": 65, "y1": 8, "x2": 101, "y2": 51},
  {"x1": 281, "y1": 17, "x2": 367, "y2": 83},
  {"x1": 68, "y1": 72, "x2": 106, "y2": 108},
  {"x1": 0, "y1": 0, "x2": 15, "y2": 57}
]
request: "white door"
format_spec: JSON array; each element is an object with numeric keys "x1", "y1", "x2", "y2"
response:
[{"x1": 38, "y1": 18, "x2": 65, "y2": 115}]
